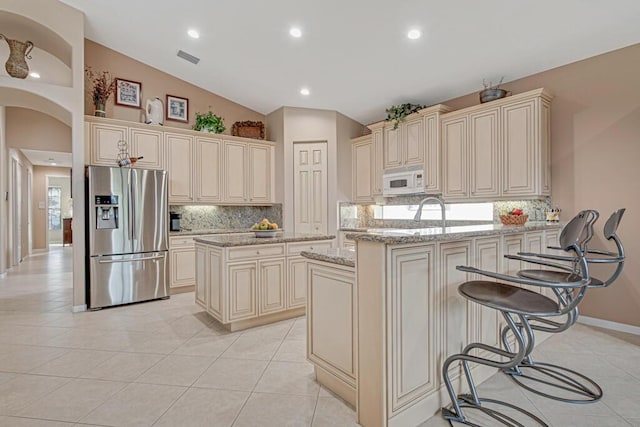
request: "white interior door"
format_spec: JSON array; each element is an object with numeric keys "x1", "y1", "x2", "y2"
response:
[{"x1": 294, "y1": 142, "x2": 327, "y2": 235}]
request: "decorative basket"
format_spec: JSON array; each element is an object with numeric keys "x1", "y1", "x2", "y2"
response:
[{"x1": 500, "y1": 214, "x2": 528, "y2": 225}]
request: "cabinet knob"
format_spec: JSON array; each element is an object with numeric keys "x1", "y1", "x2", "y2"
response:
[
  {"x1": 256, "y1": 250, "x2": 260, "y2": 255},
  {"x1": 310, "y1": 247, "x2": 314, "y2": 250}
]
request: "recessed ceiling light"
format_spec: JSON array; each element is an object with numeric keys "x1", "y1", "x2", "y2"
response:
[
  {"x1": 29, "y1": 72, "x2": 40, "y2": 79},
  {"x1": 407, "y1": 29, "x2": 421, "y2": 40},
  {"x1": 300, "y1": 87, "x2": 310, "y2": 96},
  {"x1": 50, "y1": 162, "x2": 57, "y2": 166},
  {"x1": 187, "y1": 29, "x2": 200, "y2": 39},
  {"x1": 289, "y1": 27, "x2": 302, "y2": 38}
]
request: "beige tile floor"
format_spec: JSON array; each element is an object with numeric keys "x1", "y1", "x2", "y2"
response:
[{"x1": 0, "y1": 247, "x2": 639, "y2": 426}]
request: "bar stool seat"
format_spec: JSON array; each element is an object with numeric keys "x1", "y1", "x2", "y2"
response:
[
  {"x1": 519, "y1": 270, "x2": 603, "y2": 287},
  {"x1": 460, "y1": 281, "x2": 559, "y2": 316}
]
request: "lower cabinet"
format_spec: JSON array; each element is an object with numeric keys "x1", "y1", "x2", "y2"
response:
[
  {"x1": 306, "y1": 260, "x2": 357, "y2": 406},
  {"x1": 196, "y1": 239, "x2": 332, "y2": 330}
]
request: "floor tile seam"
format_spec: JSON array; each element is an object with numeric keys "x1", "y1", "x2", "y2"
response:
[
  {"x1": 168, "y1": 330, "x2": 242, "y2": 357},
  {"x1": 134, "y1": 354, "x2": 220, "y2": 388},
  {"x1": 147, "y1": 385, "x2": 194, "y2": 427},
  {"x1": 80, "y1": 381, "x2": 188, "y2": 427},
  {"x1": 0, "y1": 414, "x2": 83, "y2": 425},
  {"x1": 243, "y1": 324, "x2": 295, "y2": 394},
  {"x1": 599, "y1": 396, "x2": 638, "y2": 422},
  {"x1": 226, "y1": 388, "x2": 254, "y2": 427}
]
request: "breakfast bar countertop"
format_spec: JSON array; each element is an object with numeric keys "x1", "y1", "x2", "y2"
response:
[
  {"x1": 346, "y1": 221, "x2": 563, "y2": 244},
  {"x1": 300, "y1": 247, "x2": 356, "y2": 267},
  {"x1": 194, "y1": 232, "x2": 335, "y2": 247}
]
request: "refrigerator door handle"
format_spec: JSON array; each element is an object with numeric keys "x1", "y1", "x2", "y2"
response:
[
  {"x1": 130, "y1": 173, "x2": 135, "y2": 241},
  {"x1": 98, "y1": 254, "x2": 165, "y2": 264}
]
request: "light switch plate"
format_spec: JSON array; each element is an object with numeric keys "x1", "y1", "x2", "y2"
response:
[{"x1": 38, "y1": 201, "x2": 45, "y2": 209}]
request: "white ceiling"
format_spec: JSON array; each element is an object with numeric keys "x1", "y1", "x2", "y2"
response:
[
  {"x1": 60, "y1": 0, "x2": 640, "y2": 124},
  {"x1": 21, "y1": 149, "x2": 72, "y2": 168}
]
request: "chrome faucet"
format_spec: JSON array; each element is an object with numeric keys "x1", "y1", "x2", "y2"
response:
[{"x1": 414, "y1": 196, "x2": 446, "y2": 229}]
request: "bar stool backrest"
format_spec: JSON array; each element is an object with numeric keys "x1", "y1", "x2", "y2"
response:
[
  {"x1": 558, "y1": 213, "x2": 590, "y2": 253},
  {"x1": 604, "y1": 208, "x2": 625, "y2": 241},
  {"x1": 577, "y1": 209, "x2": 599, "y2": 252},
  {"x1": 595, "y1": 208, "x2": 626, "y2": 287}
]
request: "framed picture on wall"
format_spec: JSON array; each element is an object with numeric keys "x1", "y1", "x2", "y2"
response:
[
  {"x1": 115, "y1": 78, "x2": 142, "y2": 108},
  {"x1": 166, "y1": 94, "x2": 189, "y2": 122}
]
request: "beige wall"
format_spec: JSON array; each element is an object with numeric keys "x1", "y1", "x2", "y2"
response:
[
  {"x1": 84, "y1": 40, "x2": 265, "y2": 133},
  {"x1": 443, "y1": 43, "x2": 640, "y2": 327},
  {"x1": 31, "y1": 169, "x2": 71, "y2": 248},
  {"x1": 5, "y1": 107, "x2": 71, "y2": 152}
]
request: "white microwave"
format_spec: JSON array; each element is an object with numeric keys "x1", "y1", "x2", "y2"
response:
[{"x1": 382, "y1": 166, "x2": 425, "y2": 196}]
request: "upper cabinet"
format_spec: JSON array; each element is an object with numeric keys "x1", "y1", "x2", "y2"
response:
[
  {"x1": 85, "y1": 116, "x2": 275, "y2": 206},
  {"x1": 442, "y1": 88, "x2": 552, "y2": 202},
  {"x1": 352, "y1": 105, "x2": 451, "y2": 202}
]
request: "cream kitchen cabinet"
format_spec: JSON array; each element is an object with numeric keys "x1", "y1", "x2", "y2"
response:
[
  {"x1": 195, "y1": 237, "x2": 333, "y2": 331},
  {"x1": 166, "y1": 132, "x2": 194, "y2": 203},
  {"x1": 442, "y1": 88, "x2": 552, "y2": 202},
  {"x1": 306, "y1": 260, "x2": 357, "y2": 406},
  {"x1": 502, "y1": 95, "x2": 552, "y2": 197},
  {"x1": 195, "y1": 136, "x2": 222, "y2": 203},
  {"x1": 383, "y1": 115, "x2": 425, "y2": 169},
  {"x1": 383, "y1": 125, "x2": 403, "y2": 169},
  {"x1": 351, "y1": 135, "x2": 374, "y2": 203},
  {"x1": 87, "y1": 118, "x2": 164, "y2": 169},
  {"x1": 84, "y1": 116, "x2": 275, "y2": 206},
  {"x1": 170, "y1": 236, "x2": 197, "y2": 291},
  {"x1": 223, "y1": 140, "x2": 274, "y2": 204}
]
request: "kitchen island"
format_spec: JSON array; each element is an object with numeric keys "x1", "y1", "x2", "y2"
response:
[
  {"x1": 194, "y1": 232, "x2": 334, "y2": 331},
  {"x1": 338, "y1": 222, "x2": 561, "y2": 427}
]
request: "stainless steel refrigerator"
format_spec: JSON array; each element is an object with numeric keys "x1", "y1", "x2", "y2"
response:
[{"x1": 86, "y1": 166, "x2": 169, "y2": 309}]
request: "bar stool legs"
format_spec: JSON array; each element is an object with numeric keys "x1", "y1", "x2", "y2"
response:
[
  {"x1": 500, "y1": 313, "x2": 603, "y2": 403},
  {"x1": 442, "y1": 311, "x2": 548, "y2": 426}
]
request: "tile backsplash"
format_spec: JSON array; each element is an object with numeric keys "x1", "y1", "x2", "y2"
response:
[{"x1": 170, "y1": 204, "x2": 282, "y2": 230}]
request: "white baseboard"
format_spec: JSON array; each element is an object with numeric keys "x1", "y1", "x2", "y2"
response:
[
  {"x1": 578, "y1": 315, "x2": 640, "y2": 336},
  {"x1": 72, "y1": 304, "x2": 87, "y2": 313}
]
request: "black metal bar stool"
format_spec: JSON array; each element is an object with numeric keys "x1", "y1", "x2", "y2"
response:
[
  {"x1": 441, "y1": 214, "x2": 591, "y2": 426},
  {"x1": 501, "y1": 209, "x2": 625, "y2": 403}
]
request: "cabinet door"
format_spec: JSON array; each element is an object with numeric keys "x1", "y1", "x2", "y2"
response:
[
  {"x1": 423, "y1": 113, "x2": 441, "y2": 193},
  {"x1": 288, "y1": 256, "x2": 308, "y2": 308},
  {"x1": 223, "y1": 141, "x2": 247, "y2": 203},
  {"x1": 469, "y1": 108, "x2": 500, "y2": 199},
  {"x1": 259, "y1": 259, "x2": 286, "y2": 315},
  {"x1": 383, "y1": 126, "x2": 403, "y2": 169},
  {"x1": 308, "y1": 263, "x2": 356, "y2": 381},
  {"x1": 248, "y1": 144, "x2": 271, "y2": 203},
  {"x1": 402, "y1": 116, "x2": 424, "y2": 166},
  {"x1": 352, "y1": 140, "x2": 373, "y2": 202},
  {"x1": 473, "y1": 237, "x2": 502, "y2": 356},
  {"x1": 228, "y1": 262, "x2": 257, "y2": 321},
  {"x1": 195, "y1": 136, "x2": 222, "y2": 203},
  {"x1": 442, "y1": 115, "x2": 468, "y2": 200},
  {"x1": 130, "y1": 128, "x2": 164, "y2": 170},
  {"x1": 166, "y1": 133, "x2": 194, "y2": 203},
  {"x1": 502, "y1": 234, "x2": 524, "y2": 275},
  {"x1": 170, "y1": 247, "x2": 196, "y2": 288},
  {"x1": 502, "y1": 99, "x2": 537, "y2": 196},
  {"x1": 388, "y1": 245, "x2": 436, "y2": 413},
  {"x1": 439, "y1": 241, "x2": 472, "y2": 379},
  {"x1": 90, "y1": 122, "x2": 128, "y2": 166},
  {"x1": 371, "y1": 128, "x2": 384, "y2": 195},
  {"x1": 195, "y1": 245, "x2": 207, "y2": 308}
]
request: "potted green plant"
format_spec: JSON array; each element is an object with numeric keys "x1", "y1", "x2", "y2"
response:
[
  {"x1": 385, "y1": 103, "x2": 425, "y2": 130},
  {"x1": 193, "y1": 111, "x2": 226, "y2": 133}
]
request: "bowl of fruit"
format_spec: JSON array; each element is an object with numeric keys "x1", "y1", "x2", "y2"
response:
[
  {"x1": 500, "y1": 208, "x2": 528, "y2": 225},
  {"x1": 251, "y1": 218, "x2": 280, "y2": 237}
]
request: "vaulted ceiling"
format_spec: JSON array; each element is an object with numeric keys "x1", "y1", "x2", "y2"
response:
[{"x1": 61, "y1": 0, "x2": 640, "y2": 124}]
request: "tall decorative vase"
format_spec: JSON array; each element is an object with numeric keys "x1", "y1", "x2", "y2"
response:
[
  {"x1": 94, "y1": 103, "x2": 106, "y2": 118},
  {"x1": 0, "y1": 34, "x2": 34, "y2": 79}
]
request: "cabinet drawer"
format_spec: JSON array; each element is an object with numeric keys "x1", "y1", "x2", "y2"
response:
[
  {"x1": 287, "y1": 240, "x2": 332, "y2": 256},
  {"x1": 228, "y1": 244, "x2": 285, "y2": 260},
  {"x1": 170, "y1": 236, "x2": 195, "y2": 248}
]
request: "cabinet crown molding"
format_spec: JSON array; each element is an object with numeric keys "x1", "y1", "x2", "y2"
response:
[
  {"x1": 366, "y1": 103, "x2": 453, "y2": 132},
  {"x1": 441, "y1": 88, "x2": 553, "y2": 118},
  {"x1": 85, "y1": 115, "x2": 275, "y2": 146}
]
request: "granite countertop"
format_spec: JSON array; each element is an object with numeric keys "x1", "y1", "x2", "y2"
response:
[
  {"x1": 346, "y1": 222, "x2": 562, "y2": 244},
  {"x1": 170, "y1": 228, "x2": 254, "y2": 236},
  {"x1": 300, "y1": 248, "x2": 356, "y2": 268},
  {"x1": 194, "y1": 232, "x2": 335, "y2": 247}
]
